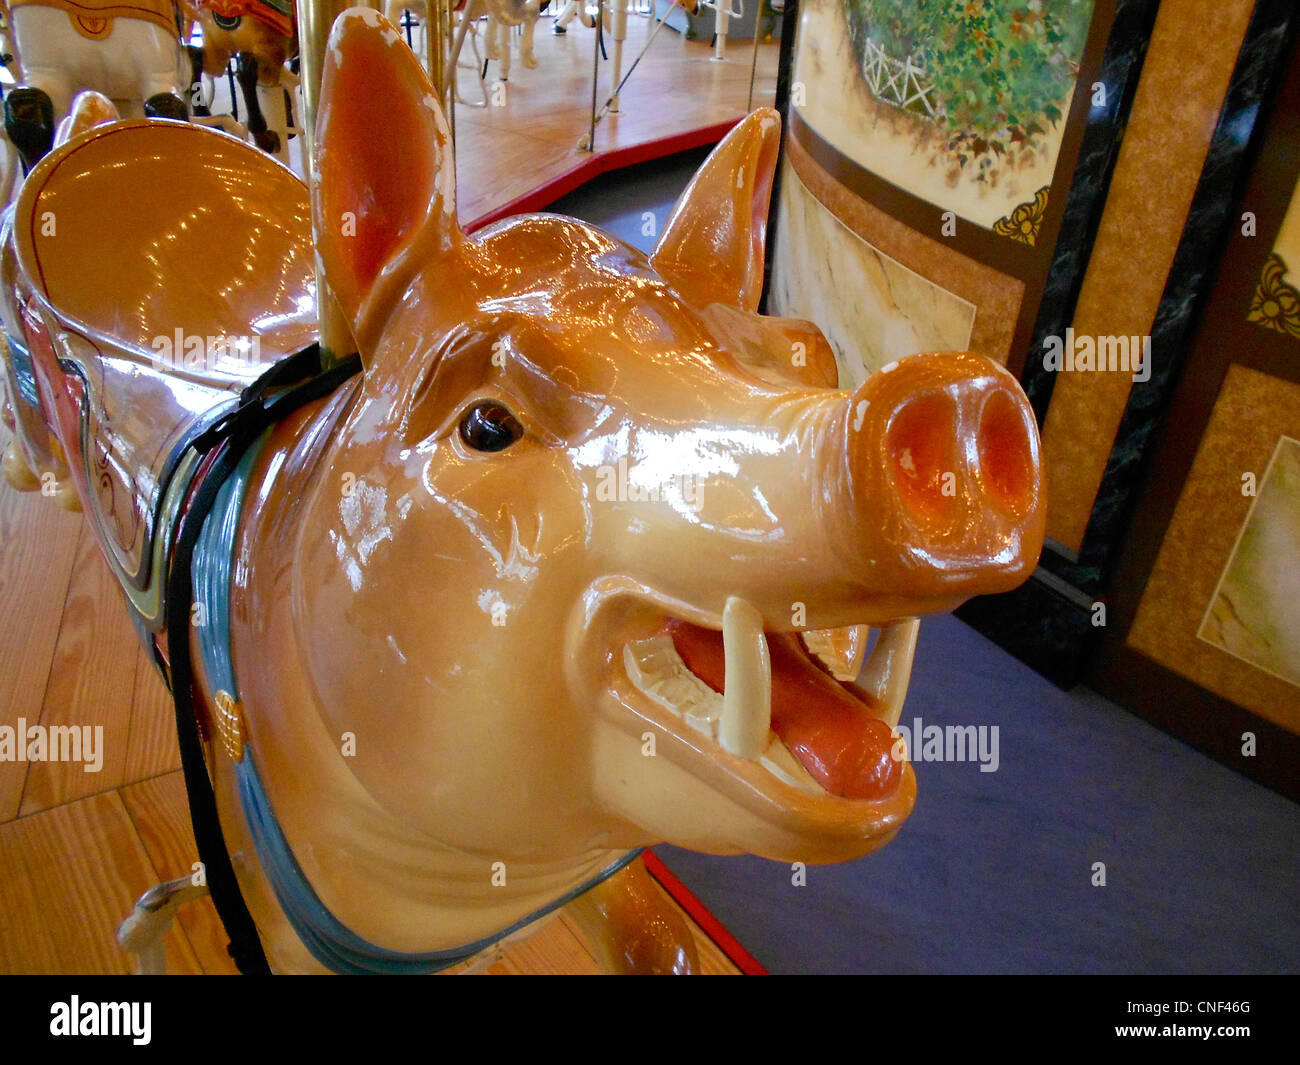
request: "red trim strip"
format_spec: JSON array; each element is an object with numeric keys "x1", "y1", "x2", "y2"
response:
[
  {"x1": 464, "y1": 119, "x2": 743, "y2": 234},
  {"x1": 642, "y1": 850, "x2": 768, "y2": 975}
]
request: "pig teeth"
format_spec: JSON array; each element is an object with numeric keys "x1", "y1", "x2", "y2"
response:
[
  {"x1": 801, "y1": 625, "x2": 871, "y2": 681},
  {"x1": 623, "y1": 636, "x2": 722, "y2": 737},
  {"x1": 758, "y1": 735, "x2": 821, "y2": 793},
  {"x1": 720, "y1": 597, "x2": 771, "y2": 760},
  {"x1": 857, "y1": 619, "x2": 920, "y2": 729},
  {"x1": 623, "y1": 612, "x2": 810, "y2": 789}
]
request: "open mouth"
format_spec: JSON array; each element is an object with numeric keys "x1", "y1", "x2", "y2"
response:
[{"x1": 622, "y1": 599, "x2": 919, "y2": 801}]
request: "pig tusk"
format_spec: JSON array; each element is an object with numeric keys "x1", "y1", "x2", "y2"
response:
[
  {"x1": 857, "y1": 619, "x2": 920, "y2": 730},
  {"x1": 720, "y1": 597, "x2": 771, "y2": 759}
]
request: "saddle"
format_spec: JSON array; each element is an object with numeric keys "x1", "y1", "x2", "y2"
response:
[
  {"x1": 8, "y1": 0, "x2": 180, "y2": 40},
  {"x1": 8, "y1": 120, "x2": 318, "y2": 630}
]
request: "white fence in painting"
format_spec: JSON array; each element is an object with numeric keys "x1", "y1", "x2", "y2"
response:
[{"x1": 860, "y1": 37, "x2": 939, "y2": 118}]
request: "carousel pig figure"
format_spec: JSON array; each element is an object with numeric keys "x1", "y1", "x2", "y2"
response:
[
  {"x1": 3, "y1": 11, "x2": 1045, "y2": 972},
  {"x1": 1, "y1": 0, "x2": 188, "y2": 171}
]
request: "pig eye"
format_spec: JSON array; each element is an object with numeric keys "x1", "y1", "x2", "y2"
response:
[{"x1": 458, "y1": 400, "x2": 524, "y2": 453}]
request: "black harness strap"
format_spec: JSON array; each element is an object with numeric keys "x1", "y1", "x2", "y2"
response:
[{"x1": 165, "y1": 345, "x2": 362, "y2": 975}]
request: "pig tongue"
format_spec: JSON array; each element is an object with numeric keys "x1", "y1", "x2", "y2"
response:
[{"x1": 667, "y1": 621, "x2": 903, "y2": 800}]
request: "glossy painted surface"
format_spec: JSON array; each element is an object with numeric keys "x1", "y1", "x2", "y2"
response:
[
  {"x1": 8, "y1": 120, "x2": 315, "y2": 591},
  {"x1": 218, "y1": 12, "x2": 1042, "y2": 965},
  {"x1": 2, "y1": 10, "x2": 1045, "y2": 971},
  {"x1": 565, "y1": 856, "x2": 698, "y2": 974}
]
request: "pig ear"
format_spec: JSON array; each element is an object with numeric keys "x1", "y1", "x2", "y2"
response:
[
  {"x1": 313, "y1": 9, "x2": 461, "y2": 353},
  {"x1": 650, "y1": 108, "x2": 782, "y2": 313}
]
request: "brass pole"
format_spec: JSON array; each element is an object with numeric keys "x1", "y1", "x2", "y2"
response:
[
  {"x1": 587, "y1": 0, "x2": 602, "y2": 153},
  {"x1": 426, "y1": 0, "x2": 447, "y2": 101},
  {"x1": 746, "y1": 13, "x2": 763, "y2": 112},
  {"x1": 429, "y1": 0, "x2": 455, "y2": 148},
  {"x1": 297, "y1": 0, "x2": 381, "y2": 367}
]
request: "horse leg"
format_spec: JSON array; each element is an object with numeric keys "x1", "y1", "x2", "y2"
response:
[
  {"x1": 520, "y1": 4, "x2": 539, "y2": 70},
  {"x1": 3, "y1": 84, "x2": 56, "y2": 171},
  {"x1": 495, "y1": 19, "x2": 511, "y2": 80},
  {"x1": 450, "y1": 0, "x2": 476, "y2": 71},
  {"x1": 0, "y1": 338, "x2": 75, "y2": 506},
  {"x1": 250, "y1": 29, "x2": 291, "y2": 163},
  {"x1": 186, "y1": 45, "x2": 211, "y2": 117},
  {"x1": 609, "y1": 0, "x2": 627, "y2": 111},
  {"x1": 553, "y1": 0, "x2": 577, "y2": 32},
  {"x1": 563, "y1": 857, "x2": 698, "y2": 974},
  {"x1": 235, "y1": 52, "x2": 279, "y2": 154},
  {"x1": 143, "y1": 93, "x2": 188, "y2": 121}
]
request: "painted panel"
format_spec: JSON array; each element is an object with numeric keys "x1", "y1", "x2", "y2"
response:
[
  {"x1": 794, "y1": 0, "x2": 1097, "y2": 231},
  {"x1": 771, "y1": 161, "x2": 975, "y2": 386}
]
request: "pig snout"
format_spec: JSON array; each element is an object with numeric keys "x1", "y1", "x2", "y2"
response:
[{"x1": 835, "y1": 351, "x2": 1045, "y2": 596}]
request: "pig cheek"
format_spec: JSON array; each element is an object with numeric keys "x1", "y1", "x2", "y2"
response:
[
  {"x1": 312, "y1": 522, "x2": 509, "y2": 830},
  {"x1": 421, "y1": 448, "x2": 592, "y2": 568}
]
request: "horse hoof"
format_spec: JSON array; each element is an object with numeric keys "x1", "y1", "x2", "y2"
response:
[
  {"x1": 144, "y1": 93, "x2": 189, "y2": 122},
  {"x1": 4, "y1": 87, "x2": 55, "y2": 172},
  {"x1": 54, "y1": 480, "x2": 81, "y2": 512},
  {"x1": 523, "y1": 54, "x2": 539, "y2": 70},
  {"x1": 2, "y1": 441, "x2": 40, "y2": 493},
  {"x1": 254, "y1": 130, "x2": 282, "y2": 155},
  {"x1": 553, "y1": 23, "x2": 566, "y2": 34}
]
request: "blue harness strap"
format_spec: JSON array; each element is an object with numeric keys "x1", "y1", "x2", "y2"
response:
[
  {"x1": 236, "y1": 743, "x2": 641, "y2": 974},
  {"x1": 166, "y1": 344, "x2": 361, "y2": 976}
]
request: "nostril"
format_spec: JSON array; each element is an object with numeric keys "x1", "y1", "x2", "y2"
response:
[
  {"x1": 884, "y1": 392, "x2": 962, "y2": 525},
  {"x1": 978, "y1": 389, "x2": 1036, "y2": 518}
]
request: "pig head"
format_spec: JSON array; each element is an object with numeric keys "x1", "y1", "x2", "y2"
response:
[{"x1": 279, "y1": 13, "x2": 1045, "y2": 877}]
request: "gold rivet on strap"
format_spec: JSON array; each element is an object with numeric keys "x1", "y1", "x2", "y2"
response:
[{"x1": 213, "y1": 690, "x2": 246, "y2": 763}]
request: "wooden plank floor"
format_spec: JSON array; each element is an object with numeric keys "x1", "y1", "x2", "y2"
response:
[
  {"x1": 452, "y1": 18, "x2": 781, "y2": 224},
  {"x1": 0, "y1": 16, "x2": 760, "y2": 974},
  {"x1": 282, "y1": 12, "x2": 782, "y2": 224}
]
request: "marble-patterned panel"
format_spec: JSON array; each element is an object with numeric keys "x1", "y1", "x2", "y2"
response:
[{"x1": 771, "y1": 161, "x2": 975, "y2": 388}]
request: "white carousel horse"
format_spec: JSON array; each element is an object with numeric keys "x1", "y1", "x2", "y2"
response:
[
  {"x1": 0, "y1": 0, "x2": 188, "y2": 170},
  {"x1": 382, "y1": 0, "x2": 535, "y2": 107},
  {"x1": 452, "y1": 0, "x2": 539, "y2": 85}
]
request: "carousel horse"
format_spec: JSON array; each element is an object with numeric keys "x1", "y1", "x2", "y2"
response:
[
  {"x1": 0, "y1": 0, "x2": 187, "y2": 171},
  {"x1": 381, "y1": 0, "x2": 534, "y2": 102},
  {"x1": 192, "y1": 0, "x2": 297, "y2": 156},
  {"x1": 1, "y1": 10, "x2": 1044, "y2": 973},
  {"x1": 553, "y1": 0, "x2": 698, "y2": 113},
  {"x1": 451, "y1": 0, "x2": 539, "y2": 84}
]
